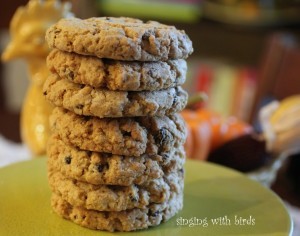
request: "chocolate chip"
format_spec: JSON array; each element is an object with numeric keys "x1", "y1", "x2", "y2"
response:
[
  {"x1": 127, "y1": 93, "x2": 135, "y2": 100},
  {"x1": 108, "y1": 185, "x2": 120, "y2": 191},
  {"x1": 161, "y1": 153, "x2": 169, "y2": 161},
  {"x1": 103, "y1": 212, "x2": 109, "y2": 219},
  {"x1": 142, "y1": 32, "x2": 150, "y2": 41},
  {"x1": 68, "y1": 71, "x2": 74, "y2": 80},
  {"x1": 102, "y1": 153, "x2": 112, "y2": 158},
  {"x1": 97, "y1": 164, "x2": 104, "y2": 172},
  {"x1": 130, "y1": 196, "x2": 138, "y2": 202},
  {"x1": 122, "y1": 130, "x2": 131, "y2": 137},
  {"x1": 43, "y1": 91, "x2": 47, "y2": 96},
  {"x1": 147, "y1": 69, "x2": 154, "y2": 77},
  {"x1": 86, "y1": 151, "x2": 92, "y2": 157},
  {"x1": 65, "y1": 156, "x2": 72, "y2": 164},
  {"x1": 142, "y1": 31, "x2": 152, "y2": 52},
  {"x1": 83, "y1": 116, "x2": 91, "y2": 121},
  {"x1": 173, "y1": 95, "x2": 178, "y2": 106},
  {"x1": 172, "y1": 87, "x2": 179, "y2": 106},
  {"x1": 96, "y1": 163, "x2": 109, "y2": 172},
  {"x1": 81, "y1": 116, "x2": 91, "y2": 126},
  {"x1": 155, "y1": 128, "x2": 173, "y2": 148},
  {"x1": 76, "y1": 104, "x2": 84, "y2": 109},
  {"x1": 149, "y1": 210, "x2": 160, "y2": 217}
]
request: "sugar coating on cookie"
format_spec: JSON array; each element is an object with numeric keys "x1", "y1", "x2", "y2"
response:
[{"x1": 45, "y1": 17, "x2": 193, "y2": 61}]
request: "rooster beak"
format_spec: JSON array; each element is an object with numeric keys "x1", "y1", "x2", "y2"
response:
[{"x1": 1, "y1": 43, "x2": 19, "y2": 61}]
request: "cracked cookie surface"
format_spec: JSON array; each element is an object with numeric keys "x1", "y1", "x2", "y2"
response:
[
  {"x1": 47, "y1": 133, "x2": 185, "y2": 186},
  {"x1": 51, "y1": 191, "x2": 183, "y2": 232},
  {"x1": 48, "y1": 170, "x2": 183, "y2": 212},
  {"x1": 47, "y1": 49, "x2": 187, "y2": 91},
  {"x1": 46, "y1": 17, "x2": 193, "y2": 61},
  {"x1": 50, "y1": 107, "x2": 187, "y2": 157},
  {"x1": 43, "y1": 74, "x2": 188, "y2": 118}
]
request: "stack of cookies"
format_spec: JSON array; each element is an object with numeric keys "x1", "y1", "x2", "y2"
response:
[{"x1": 43, "y1": 17, "x2": 193, "y2": 232}]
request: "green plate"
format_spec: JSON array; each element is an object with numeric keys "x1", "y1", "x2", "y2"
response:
[{"x1": 0, "y1": 158, "x2": 292, "y2": 235}]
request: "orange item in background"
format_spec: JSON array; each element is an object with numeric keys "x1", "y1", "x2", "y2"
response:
[
  {"x1": 185, "y1": 120, "x2": 212, "y2": 161},
  {"x1": 181, "y1": 109, "x2": 253, "y2": 160},
  {"x1": 213, "y1": 116, "x2": 253, "y2": 151}
]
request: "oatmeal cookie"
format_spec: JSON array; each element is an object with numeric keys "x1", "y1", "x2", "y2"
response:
[
  {"x1": 47, "y1": 133, "x2": 185, "y2": 186},
  {"x1": 47, "y1": 49, "x2": 187, "y2": 91},
  {"x1": 43, "y1": 74, "x2": 188, "y2": 118},
  {"x1": 50, "y1": 107, "x2": 187, "y2": 157},
  {"x1": 48, "y1": 170, "x2": 183, "y2": 212},
  {"x1": 45, "y1": 17, "x2": 193, "y2": 61},
  {"x1": 51, "y1": 191, "x2": 183, "y2": 231}
]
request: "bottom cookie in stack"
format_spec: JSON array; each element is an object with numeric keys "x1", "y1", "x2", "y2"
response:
[
  {"x1": 51, "y1": 191, "x2": 183, "y2": 232},
  {"x1": 48, "y1": 170, "x2": 184, "y2": 212}
]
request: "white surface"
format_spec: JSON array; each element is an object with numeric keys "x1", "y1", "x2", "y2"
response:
[{"x1": 0, "y1": 135, "x2": 31, "y2": 168}]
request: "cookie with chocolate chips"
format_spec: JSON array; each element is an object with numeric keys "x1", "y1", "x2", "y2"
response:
[
  {"x1": 45, "y1": 15, "x2": 192, "y2": 232},
  {"x1": 43, "y1": 74, "x2": 187, "y2": 118},
  {"x1": 49, "y1": 107, "x2": 187, "y2": 157},
  {"x1": 47, "y1": 133, "x2": 185, "y2": 186},
  {"x1": 48, "y1": 170, "x2": 183, "y2": 212},
  {"x1": 51, "y1": 190, "x2": 183, "y2": 232},
  {"x1": 45, "y1": 17, "x2": 193, "y2": 61},
  {"x1": 47, "y1": 49, "x2": 187, "y2": 91}
]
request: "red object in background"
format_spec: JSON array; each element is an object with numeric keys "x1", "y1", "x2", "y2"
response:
[
  {"x1": 189, "y1": 61, "x2": 257, "y2": 121},
  {"x1": 273, "y1": 47, "x2": 300, "y2": 99},
  {"x1": 231, "y1": 68, "x2": 257, "y2": 121},
  {"x1": 181, "y1": 109, "x2": 253, "y2": 160},
  {"x1": 195, "y1": 65, "x2": 212, "y2": 96},
  {"x1": 197, "y1": 65, "x2": 213, "y2": 107},
  {"x1": 190, "y1": 65, "x2": 213, "y2": 110}
]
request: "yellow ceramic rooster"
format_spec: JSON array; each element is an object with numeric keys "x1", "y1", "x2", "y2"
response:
[{"x1": 2, "y1": 0, "x2": 73, "y2": 156}]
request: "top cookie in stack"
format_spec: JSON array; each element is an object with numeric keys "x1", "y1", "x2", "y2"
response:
[
  {"x1": 44, "y1": 16, "x2": 193, "y2": 232},
  {"x1": 46, "y1": 17, "x2": 193, "y2": 61}
]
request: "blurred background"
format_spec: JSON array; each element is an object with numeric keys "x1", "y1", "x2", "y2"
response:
[
  {"x1": 0, "y1": 0, "x2": 300, "y2": 225},
  {"x1": 2, "y1": 0, "x2": 300, "y2": 139}
]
